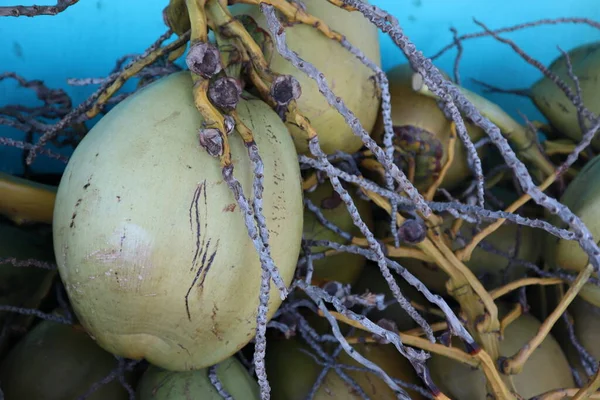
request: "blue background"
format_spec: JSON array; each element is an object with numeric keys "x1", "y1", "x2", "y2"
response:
[{"x1": 1, "y1": 0, "x2": 599, "y2": 175}]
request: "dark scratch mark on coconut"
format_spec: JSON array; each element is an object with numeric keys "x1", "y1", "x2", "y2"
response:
[
  {"x1": 184, "y1": 240, "x2": 220, "y2": 321},
  {"x1": 185, "y1": 182, "x2": 219, "y2": 321},
  {"x1": 189, "y1": 181, "x2": 208, "y2": 269}
]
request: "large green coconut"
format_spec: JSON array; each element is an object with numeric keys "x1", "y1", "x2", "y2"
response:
[
  {"x1": 371, "y1": 64, "x2": 487, "y2": 192},
  {"x1": 137, "y1": 356, "x2": 260, "y2": 399},
  {"x1": 530, "y1": 41, "x2": 600, "y2": 149},
  {"x1": 303, "y1": 179, "x2": 373, "y2": 285},
  {"x1": 230, "y1": 0, "x2": 382, "y2": 155},
  {"x1": 266, "y1": 336, "x2": 426, "y2": 399},
  {"x1": 0, "y1": 317, "x2": 131, "y2": 400},
  {"x1": 544, "y1": 154, "x2": 600, "y2": 307},
  {"x1": 428, "y1": 305, "x2": 574, "y2": 399},
  {"x1": 377, "y1": 214, "x2": 540, "y2": 295},
  {"x1": 51, "y1": 71, "x2": 304, "y2": 371}
]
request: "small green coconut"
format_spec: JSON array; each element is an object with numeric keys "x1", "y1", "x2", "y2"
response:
[
  {"x1": 544, "y1": 154, "x2": 600, "y2": 307},
  {"x1": 303, "y1": 179, "x2": 373, "y2": 285},
  {"x1": 52, "y1": 71, "x2": 304, "y2": 371},
  {"x1": 428, "y1": 305, "x2": 574, "y2": 399},
  {"x1": 266, "y1": 336, "x2": 426, "y2": 399},
  {"x1": 137, "y1": 356, "x2": 260, "y2": 399},
  {"x1": 530, "y1": 41, "x2": 600, "y2": 149},
  {"x1": 371, "y1": 64, "x2": 487, "y2": 192},
  {"x1": 230, "y1": 0, "x2": 382, "y2": 155},
  {"x1": 0, "y1": 317, "x2": 131, "y2": 400}
]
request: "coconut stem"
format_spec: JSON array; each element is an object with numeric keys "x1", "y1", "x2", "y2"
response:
[
  {"x1": 425, "y1": 122, "x2": 457, "y2": 200},
  {"x1": 319, "y1": 307, "x2": 516, "y2": 399},
  {"x1": 456, "y1": 170, "x2": 555, "y2": 263},
  {"x1": 499, "y1": 303, "x2": 522, "y2": 339},
  {"x1": 86, "y1": 30, "x2": 187, "y2": 120},
  {"x1": 502, "y1": 263, "x2": 594, "y2": 375},
  {"x1": 0, "y1": 172, "x2": 56, "y2": 225},
  {"x1": 24, "y1": 29, "x2": 188, "y2": 165},
  {"x1": 535, "y1": 390, "x2": 600, "y2": 399},
  {"x1": 490, "y1": 277, "x2": 563, "y2": 300},
  {"x1": 572, "y1": 367, "x2": 600, "y2": 400}
]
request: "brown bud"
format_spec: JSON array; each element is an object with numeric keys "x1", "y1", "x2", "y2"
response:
[
  {"x1": 198, "y1": 128, "x2": 224, "y2": 158},
  {"x1": 398, "y1": 219, "x2": 427, "y2": 244},
  {"x1": 208, "y1": 77, "x2": 242, "y2": 111},
  {"x1": 271, "y1": 75, "x2": 302, "y2": 106},
  {"x1": 186, "y1": 42, "x2": 222, "y2": 78}
]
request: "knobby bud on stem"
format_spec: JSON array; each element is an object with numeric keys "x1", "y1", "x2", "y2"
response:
[
  {"x1": 208, "y1": 77, "x2": 243, "y2": 111},
  {"x1": 199, "y1": 128, "x2": 224, "y2": 157},
  {"x1": 271, "y1": 75, "x2": 302, "y2": 106},
  {"x1": 186, "y1": 42, "x2": 222, "y2": 78}
]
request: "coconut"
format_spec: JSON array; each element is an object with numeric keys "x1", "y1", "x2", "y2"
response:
[
  {"x1": 428, "y1": 306, "x2": 574, "y2": 399},
  {"x1": 377, "y1": 214, "x2": 540, "y2": 295},
  {"x1": 303, "y1": 179, "x2": 373, "y2": 285},
  {"x1": 530, "y1": 41, "x2": 600, "y2": 149},
  {"x1": 52, "y1": 71, "x2": 304, "y2": 371},
  {"x1": 569, "y1": 298, "x2": 600, "y2": 364},
  {"x1": 266, "y1": 336, "x2": 426, "y2": 399},
  {"x1": 370, "y1": 64, "x2": 486, "y2": 192},
  {"x1": 230, "y1": 0, "x2": 382, "y2": 155},
  {"x1": 0, "y1": 223, "x2": 56, "y2": 357},
  {"x1": 137, "y1": 356, "x2": 260, "y2": 399},
  {"x1": 544, "y1": 154, "x2": 600, "y2": 307},
  {"x1": 0, "y1": 317, "x2": 131, "y2": 400}
]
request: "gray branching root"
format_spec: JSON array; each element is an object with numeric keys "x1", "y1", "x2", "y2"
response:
[
  {"x1": 0, "y1": 0, "x2": 79, "y2": 17},
  {"x1": 5, "y1": 2, "x2": 600, "y2": 400},
  {"x1": 208, "y1": 364, "x2": 234, "y2": 400}
]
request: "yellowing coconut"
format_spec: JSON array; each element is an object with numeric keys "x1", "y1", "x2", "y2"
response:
[
  {"x1": 0, "y1": 317, "x2": 131, "y2": 400},
  {"x1": 52, "y1": 71, "x2": 303, "y2": 371},
  {"x1": 428, "y1": 306, "x2": 574, "y2": 399},
  {"x1": 303, "y1": 179, "x2": 373, "y2": 284},
  {"x1": 531, "y1": 41, "x2": 600, "y2": 149},
  {"x1": 230, "y1": 0, "x2": 382, "y2": 155},
  {"x1": 266, "y1": 337, "x2": 426, "y2": 399},
  {"x1": 371, "y1": 64, "x2": 486, "y2": 192},
  {"x1": 137, "y1": 356, "x2": 260, "y2": 399}
]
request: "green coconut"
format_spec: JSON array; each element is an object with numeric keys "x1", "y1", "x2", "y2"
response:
[
  {"x1": 230, "y1": 0, "x2": 382, "y2": 155},
  {"x1": 0, "y1": 223, "x2": 56, "y2": 356},
  {"x1": 531, "y1": 41, "x2": 600, "y2": 149},
  {"x1": 0, "y1": 317, "x2": 131, "y2": 400},
  {"x1": 266, "y1": 336, "x2": 426, "y2": 400},
  {"x1": 377, "y1": 214, "x2": 540, "y2": 295},
  {"x1": 370, "y1": 64, "x2": 487, "y2": 192},
  {"x1": 544, "y1": 154, "x2": 600, "y2": 307},
  {"x1": 303, "y1": 179, "x2": 373, "y2": 285},
  {"x1": 52, "y1": 71, "x2": 304, "y2": 371},
  {"x1": 428, "y1": 305, "x2": 574, "y2": 399},
  {"x1": 137, "y1": 356, "x2": 260, "y2": 399}
]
